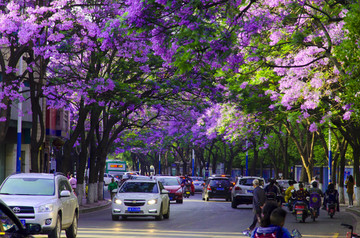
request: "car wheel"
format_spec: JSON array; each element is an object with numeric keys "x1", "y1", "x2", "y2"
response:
[
  {"x1": 163, "y1": 204, "x2": 170, "y2": 219},
  {"x1": 48, "y1": 214, "x2": 61, "y2": 238},
  {"x1": 65, "y1": 212, "x2": 78, "y2": 238},
  {"x1": 191, "y1": 192, "x2": 194, "y2": 196},
  {"x1": 112, "y1": 214, "x2": 119, "y2": 221},
  {"x1": 231, "y1": 200, "x2": 237, "y2": 209},
  {"x1": 155, "y1": 204, "x2": 164, "y2": 221},
  {"x1": 176, "y1": 199, "x2": 183, "y2": 204}
]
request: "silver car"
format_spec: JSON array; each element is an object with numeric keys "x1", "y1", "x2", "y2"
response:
[
  {"x1": 0, "y1": 173, "x2": 79, "y2": 238},
  {"x1": 231, "y1": 176, "x2": 265, "y2": 208}
]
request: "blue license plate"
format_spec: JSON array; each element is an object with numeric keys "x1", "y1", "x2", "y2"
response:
[
  {"x1": 217, "y1": 187, "x2": 224, "y2": 190},
  {"x1": 128, "y1": 207, "x2": 141, "y2": 212},
  {"x1": 247, "y1": 190, "x2": 253, "y2": 193},
  {"x1": 20, "y1": 219, "x2": 26, "y2": 227},
  {"x1": 169, "y1": 196, "x2": 173, "y2": 200}
]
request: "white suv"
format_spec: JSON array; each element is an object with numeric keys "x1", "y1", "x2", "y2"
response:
[
  {"x1": 231, "y1": 176, "x2": 265, "y2": 208},
  {"x1": 0, "y1": 173, "x2": 79, "y2": 238}
]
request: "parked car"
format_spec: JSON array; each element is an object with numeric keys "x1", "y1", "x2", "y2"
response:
[
  {"x1": 0, "y1": 198, "x2": 34, "y2": 237},
  {"x1": 202, "y1": 176, "x2": 232, "y2": 201},
  {"x1": 0, "y1": 173, "x2": 79, "y2": 238},
  {"x1": 231, "y1": 176, "x2": 265, "y2": 208},
  {"x1": 155, "y1": 176, "x2": 183, "y2": 203},
  {"x1": 191, "y1": 177, "x2": 205, "y2": 192},
  {"x1": 111, "y1": 179, "x2": 170, "y2": 221}
]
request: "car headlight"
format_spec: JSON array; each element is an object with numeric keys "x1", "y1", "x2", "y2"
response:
[
  {"x1": 114, "y1": 198, "x2": 122, "y2": 205},
  {"x1": 147, "y1": 199, "x2": 158, "y2": 205},
  {"x1": 38, "y1": 204, "x2": 53, "y2": 213}
]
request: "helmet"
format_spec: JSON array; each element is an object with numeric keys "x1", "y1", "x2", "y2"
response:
[{"x1": 312, "y1": 181, "x2": 318, "y2": 188}]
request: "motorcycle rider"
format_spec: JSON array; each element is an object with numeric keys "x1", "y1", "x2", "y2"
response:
[
  {"x1": 292, "y1": 182, "x2": 310, "y2": 212},
  {"x1": 284, "y1": 180, "x2": 295, "y2": 204},
  {"x1": 264, "y1": 178, "x2": 281, "y2": 202},
  {"x1": 323, "y1": 183, "x2": 340, "y2": 211},
  {"x1": 308, "y1": 181, "x2": 323, "y2": 216},
  {"x1": 181, "y1": 175, "x2": 192, "y2": 196}
]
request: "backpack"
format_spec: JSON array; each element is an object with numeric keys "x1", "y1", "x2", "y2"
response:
[{"x1": 253, "y1": 226, "x2": 283, "y2": 238}]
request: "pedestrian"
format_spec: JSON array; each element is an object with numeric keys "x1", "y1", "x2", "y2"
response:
[
  {"x1": 69, "y1": 174, "x2": 77, "y2": 195},
  {"x1": 345, "y1": 175, "x2": 354, "y2": 207},
  {"x1": 108, "y1": 178, "x2": 118, "y2": 200},
  {"x1": 244, "y1": 179, "x2": 266, "y2": 234}
]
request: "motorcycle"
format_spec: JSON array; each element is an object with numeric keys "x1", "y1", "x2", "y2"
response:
[
  {"x1": 327, "y1": 201, "x2": 336, "y2": 218},
  {"x1": 293, "y1": 201, "x2": 309, "y2": 223},
  {"x1": 182, "y1": 184, "x2": 191, "y2": 198},
  {"x1": 309, "y1": 193, "x2": 321, "y2": 221}
]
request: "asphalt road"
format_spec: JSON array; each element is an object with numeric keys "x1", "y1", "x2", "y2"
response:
[{"x1": 34, "y1": 193, "x2": 358, "y2": 237}]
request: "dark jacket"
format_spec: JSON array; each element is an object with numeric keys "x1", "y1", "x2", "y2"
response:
[{"x1": 253, "y1": 186, "x2": 266, "y2": 213}]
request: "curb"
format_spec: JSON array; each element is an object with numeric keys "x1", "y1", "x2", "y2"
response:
[
  {"x1": 79, "y1": 200, "x2": 112, "y2": 214},
  {"x1": 344, "y1": 207, "x2": 360, "y2": 235}
]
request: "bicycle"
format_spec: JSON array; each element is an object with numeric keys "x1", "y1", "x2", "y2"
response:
[{"x1": 342, "y1": 223, "x2": 360, "y2": 238}]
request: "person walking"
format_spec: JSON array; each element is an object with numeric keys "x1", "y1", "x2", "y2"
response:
[
  {"x1": 69, "y1": 174, "x2": 77, "y2": 195},
  {"x1": 244, "y1": 179, "x2": 266, "y2": 234},
  {"x1": 345, "y1": 175, "x2": 354, "y2": 207},
  {"x1": 108, "y1": 178, "x2": 118, "y2": 200}
]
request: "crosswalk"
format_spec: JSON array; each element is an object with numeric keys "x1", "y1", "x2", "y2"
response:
[{"x1": 33, "y1": 228, "x2": 247, "y2": 237}]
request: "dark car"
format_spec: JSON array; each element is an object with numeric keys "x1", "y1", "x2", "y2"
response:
[
  {"x1": 202, "y1": 176, "x2": 232, "y2": 201},
  {"x1": 0, "y1": 199, "x2": 34, "y2": 237}
]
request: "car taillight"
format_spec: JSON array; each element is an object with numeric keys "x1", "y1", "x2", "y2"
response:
[
  {"x1": 207, "y1": 184, "x2": 211, "y2": 191},
  {"x1": 235, "y1": 186, "x2": 241, "y2": 191}
]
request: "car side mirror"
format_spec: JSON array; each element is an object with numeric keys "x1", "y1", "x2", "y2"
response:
[
  {"x1": 161, "y1": 189, "x2": 169, "y2": 194},
  {"x1": 60, "y1": 190, "x2": 71, "y2": 197}
]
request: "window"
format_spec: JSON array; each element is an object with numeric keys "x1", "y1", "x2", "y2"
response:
[
  {"x1": 240, "y1": 179, "x2": 255, "y2": 186},
  {"x1": 0, "y1": 178, "x2": 55, "y2": 196},
  {"x1": 119, "y1": 182, "x2": 158, "y2": 193}
]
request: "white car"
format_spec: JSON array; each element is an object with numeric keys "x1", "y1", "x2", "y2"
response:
[
  {"x1": 111, "y1": 179, "x2": 170, "y2": 221},
  {"x1": 231, "y1": 176, "x2": 265, "y2": 208},
  {"x1": 104, "y1": 173, "x2": 119, "y2": 185},
  {"x1": 0, "y1": 173, "x2": 79, "y2": 238}
]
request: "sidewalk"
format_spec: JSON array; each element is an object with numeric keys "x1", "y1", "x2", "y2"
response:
[
  {"x1": 342, "y1": 198, "x2": 360, "y2": 235},
  {"x1": 79, "y1": 197, "x2": 112, "y2": 214}
]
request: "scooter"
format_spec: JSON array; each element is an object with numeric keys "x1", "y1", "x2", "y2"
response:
[
  {"x1": 327, "y1": 201, "x2": 336, "y2": 218},
  {"x1": 293, "y1": 201, "x2": 309, "y2": 223},
  {"x1": 309, "y1": 193, "x2": 321, "y2": 221},
  {"x1": 182, "y1": 184, "x2": 191, "y2": 198}
]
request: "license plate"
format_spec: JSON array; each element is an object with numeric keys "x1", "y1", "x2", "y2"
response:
[
  {"x1": 169, "y1": 196, "x2": 173, "y2": 200},
  {"x1": 217, "y1": 187, "x2": 224, "y2": 190},
  {"x1": 247, "y1": 190, "x2": 253, "y2": 193},
  {"x1": 186, "y1": 191, "x2": 190, "y2": 194},
  {"x1": 127, "y1": 207, "x2": 141, "y2": 212},
  {"x1": 20, "y1": 219, "x2": 26, "y2": 227}
]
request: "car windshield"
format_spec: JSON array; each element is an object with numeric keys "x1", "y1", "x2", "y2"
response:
[
  {"x1": 191, "y1": 177, "x2": 204, "y2": 181},
  {"x1": 119, "y1": 182, "x2": 158, "y2": 193},
  {"x1": 157, "y1": 178, "x2": 179, "y2": 186},
  {"x1": 0, "y1": 178, "x2": 55, "y2": 196},
  {"x1": 240, "y1": 178, "x2": 256, "y2": 186},
  {"x1": 209, "y1": 179, "x2": 230, "y2": 187}
]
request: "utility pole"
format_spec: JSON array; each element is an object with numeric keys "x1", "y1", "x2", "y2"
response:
[{"x1": 16, "y1": 56, "x2": 23, "y2": 173}]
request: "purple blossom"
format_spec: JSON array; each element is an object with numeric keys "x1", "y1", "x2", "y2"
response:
[{"x1": 309, "y1": 122, "x2": 318, "y2": 132}]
